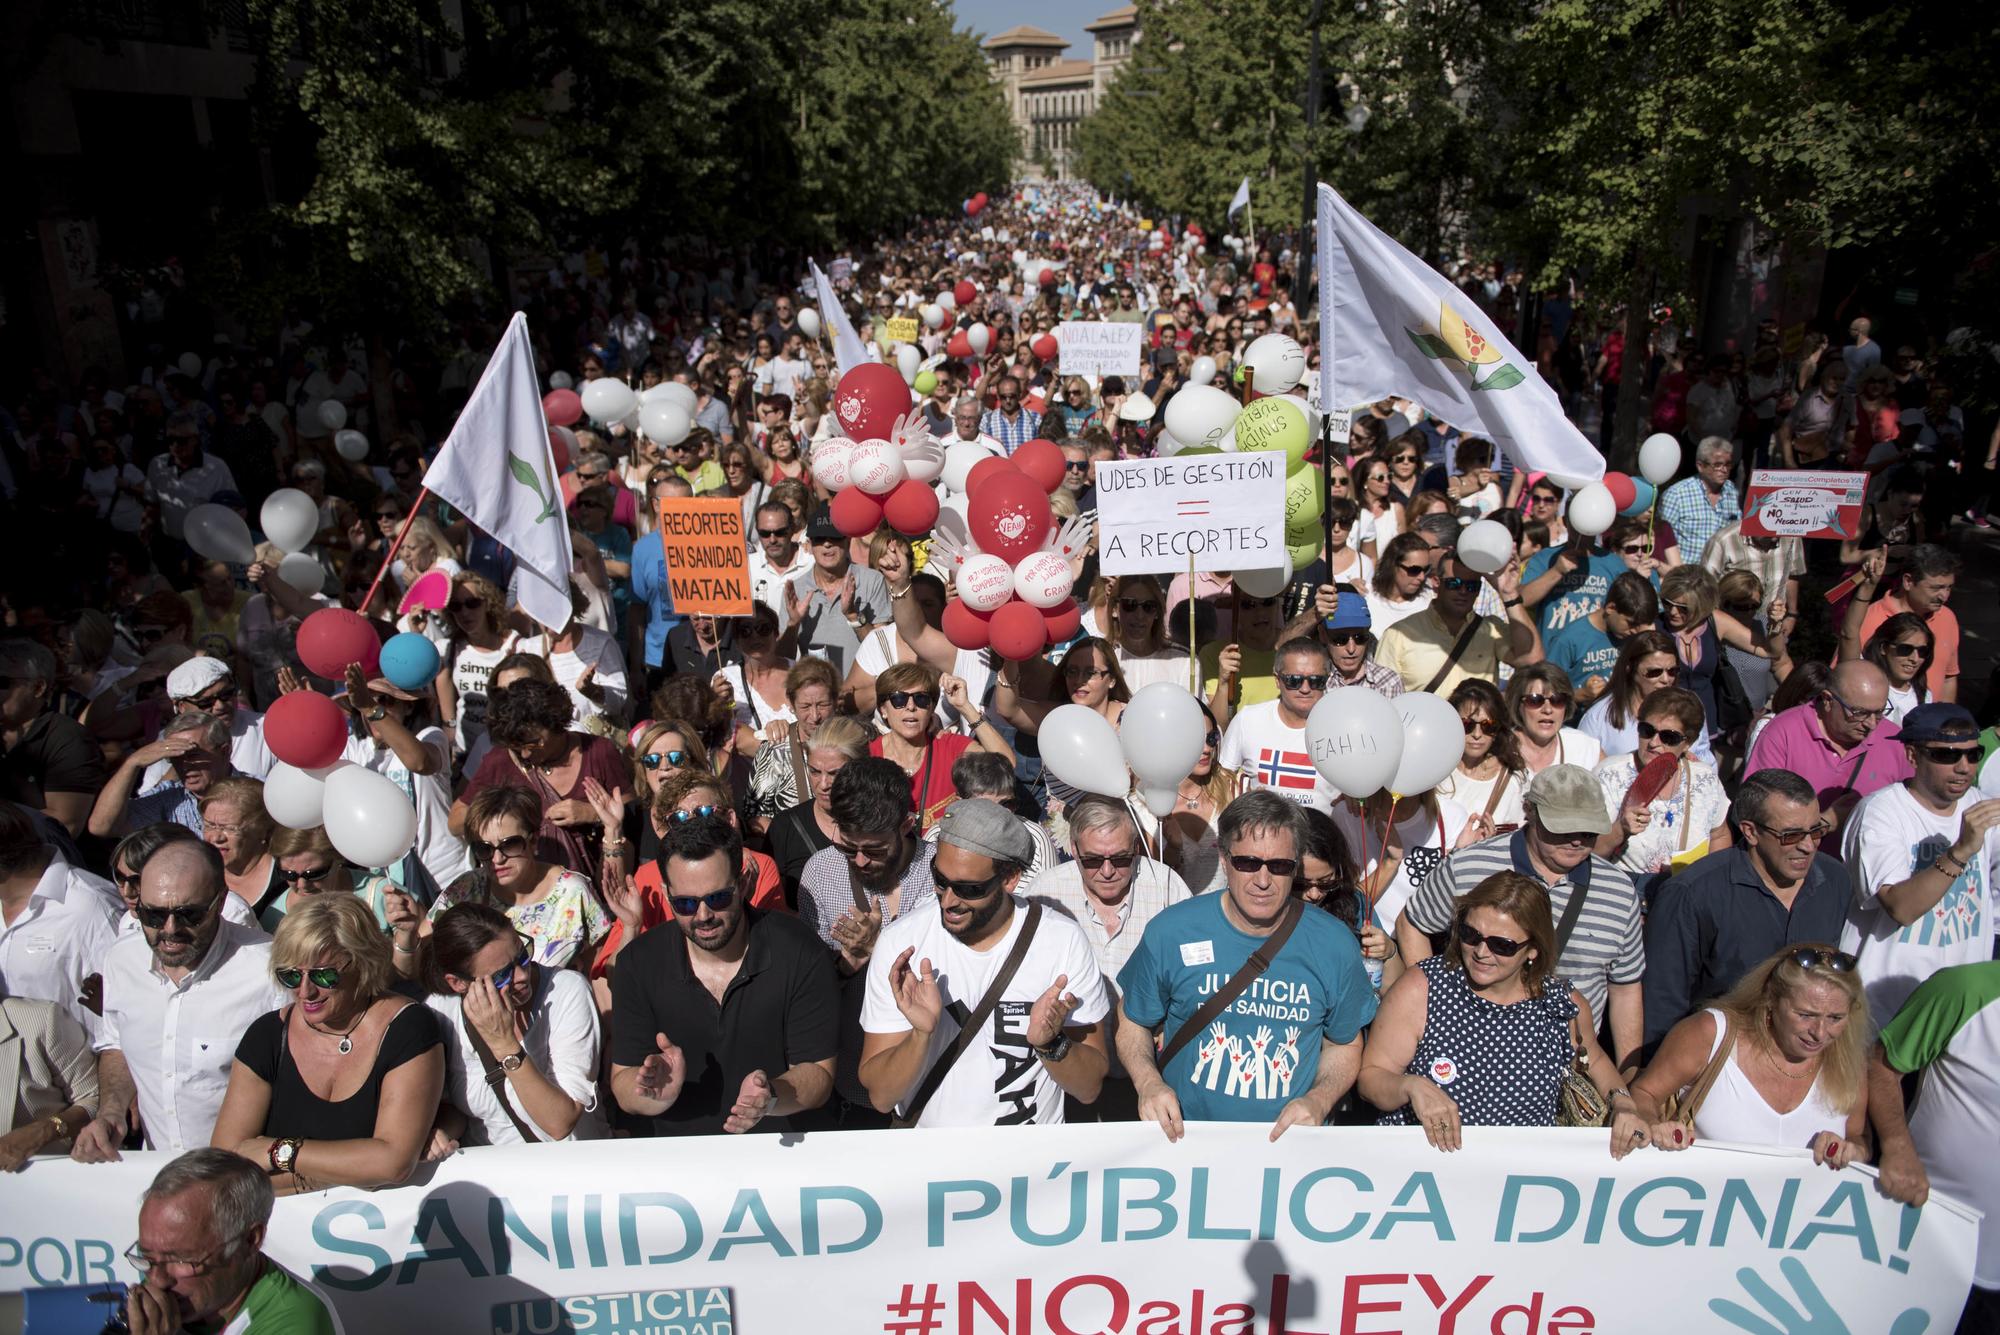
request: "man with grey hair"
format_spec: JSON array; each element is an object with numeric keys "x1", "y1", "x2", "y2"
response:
[
  {"x1": 124, "y1": 1147, "x2": 341, "y2": 1333},
  {"x1": 1118, "y1": 790, "x2": 1376, "y2": 1140},
  {"x1": 144, "y1": 409, "x2": 238, "y2": 542},
  {"x1": 88, "y1": 712, "x2": 236, "y2": 838},
  {"x1": 0, "y1": 637, "x2": 106, "y2": 836},
  {"x1": 938, "y1": 750, "x2": 1054, "y2": 881},
  {"x1": 1640, "y1": 768, "x2": 1849, "y2": 1052},
  {"x1": 948, "y1": 395, "x2": 1003, "y2": 454},
  {"x1": 1660, "y1": 435, "x2": 1741, "y2": 558}
]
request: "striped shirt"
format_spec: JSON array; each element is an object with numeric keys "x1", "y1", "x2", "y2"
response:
[
  {"x1": 1024, "y1": 856, "x2": 1192, "y2": 983},
  {"x1": 1400, "y1": 830, "x2": 1644, "y2": 1015},
  {"x1": 980, "y1": 406, "x2": 1044, "y2": 454}
]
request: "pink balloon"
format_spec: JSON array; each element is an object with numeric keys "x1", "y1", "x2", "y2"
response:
[
  {"x1": 832, "y1": 364, "x2": 910, "y2": 444},
  {"x1": 542, "y1": 389, "x2": 582, "y2": 427},
  {"x1": 968, "y1": 471, "x2": 1053, "y2": 565}
]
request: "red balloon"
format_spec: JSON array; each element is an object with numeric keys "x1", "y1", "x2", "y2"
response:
[
  {"x1": 953, "y1": 280, "x2": 976, "y2": 307},
  {"x1": 989, "y1": 600, "x2": 1048, "y2": 661},
  {"x1": 264, "y1": 690, "x2": 347, "y2": 769},
  {"x1": 1037, "y1": 268, "x2": 1058, "y2": 288},
  {"x1": 941, "y1": 600, "x2": 993, "y2": 651},
  {"x1": 882, "y1": 478, "x2": 939, "y2": 536},
  {"x1": 1603, "y1": 471, "x2": 1638, "y2": 512},
  {"x1": 541, "y1": 389, "x2": 582, "y2": 427},
  {"x1": 297, "y1": 608, "x2": 381, "y2": 681},
  {"x1": 973, "y1": 192, "x2": 989, "y2": 208},
  {"x1": 965, "y1": 455, "x2": 1020, "y2": 497},
  {"x1": 1030, "y1": 333, "x2": 1059, "y2": 362},
  {"x1": 968, "y1": 470, "x2": 1053, "y2": 565},
  {"x1": 1012, "y1": 438, "x2": 1066, "y2": 495},
  {"x1": 546, "y1": 426, "x2": 572, "y2": 474},
  {"x1": 830, "y1": 486, "x2": 884, "y2": 538},
  {"x1": 832, "y1": 363, "x2": 909, "y2": 444},
  {"x1": 1041, "y1": 598, "x2": 1082, "y2": 644},
  {"x1": 945, "y1": 331, "x2": 973, "y2": 359}
]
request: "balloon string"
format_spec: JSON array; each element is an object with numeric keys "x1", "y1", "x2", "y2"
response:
[{"x1": 361, "y1": 487, "x2": 431, "y2": 618}]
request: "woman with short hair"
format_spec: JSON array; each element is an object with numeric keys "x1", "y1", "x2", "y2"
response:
[
  {"x1": 769, "y1": 715, "x2": 872, "y2": 895},
  {"x1": 265, "y1": 825, "x2": 419, "y2": 952},
  {"x1": 430, "y1": 786, "x2": 608, "y2": 970},
  {"x1": 199, "y1": 776, "x2": 281, "y2": 916},
  {"x1": 1506, "y1": 663, "x2": 1603, "y2": 776},
  {"x1": 747, "y1": 658, "x2": 840, "y2": 828},
  {"x1": 1656, "y1": 564, "x2": 1787, "y2": 749},
  {"x1": 1575, "y1": 631, "x2": 1710, "y2": 763},
  {"x1": 1591, "y1": 686, "x2": 1731, "y2": 878}
]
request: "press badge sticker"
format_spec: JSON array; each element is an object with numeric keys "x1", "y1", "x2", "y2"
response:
[{"x1": 1180, "y1": 940, "x2": 1215, "y2": 967}]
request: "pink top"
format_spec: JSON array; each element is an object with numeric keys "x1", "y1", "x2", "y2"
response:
[
  {"x1": 1166, "y1": 571, "x2": 1236, "y2": 641},
  {"x1": 1744, "y1": 702, "x2": 1914, "y2": 815}
]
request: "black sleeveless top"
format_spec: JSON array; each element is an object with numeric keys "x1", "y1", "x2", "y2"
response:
[{"x1": 236, "y1": 1002, "x2": 441, "y2": 1141}]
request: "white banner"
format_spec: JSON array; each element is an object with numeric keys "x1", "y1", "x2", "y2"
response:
[
  {"x1": 1095, "y1": 454, "x2": 1288, "y2": 577},
  {"x1": 1, "y1": 1128, "x2": 1976, "y2": 1334},
  {"x1": 1059, "y1": 322, "x2": 1143, "y2": 378}
]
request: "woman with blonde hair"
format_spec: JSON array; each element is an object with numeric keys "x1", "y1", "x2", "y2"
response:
[
  {"x1": 390, "y1": 516, "x2": 461, "y2": 594},
  {"x1": 199, "y1": 776, "x2": 281, "y2": 915},
  {"x1": 1099, "y1": 574, "x2": 1186, "y2": 693},
  {"x1": 1656, "y1": 564, "x2": 1787, "y2": 751},
  {"x1": 1620, "y1": 944, "x2": 1870, "y2": 1166},
  {"x1": 770, "y1": 714, "x2": 872, "y2": 893}
]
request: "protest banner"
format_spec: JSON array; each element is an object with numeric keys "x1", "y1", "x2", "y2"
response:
[
  {"x1": 1741, "y1": 468, "x2": 1868, "y2": 540},
  {"x1": 0, "y1": 1127, "x2": 1975, "y2": 1333},
  {"x1": 1059, "y1": 321, "x2": 1143, "y2": 378},
  {"x1": 885, "y1": 317, "x2": 920, "y2": 345},
  {"x1": 655, "y1": 496, "x2": 752, "y2": 615},
  {"x1": 1096, "y1": 453, "x2": 1287, "y2": 576}
]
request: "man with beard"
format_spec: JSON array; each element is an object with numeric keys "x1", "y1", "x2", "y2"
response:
[
  {"x1": 860, "y1": 800, "x2": 1108, "y2": 1126},
  {"x1": 72, "y1": 839, "x2": 284, "y2": 1160},
  {"x1": 609, "y1": 815, "x2": 837, "y2": 1135}
]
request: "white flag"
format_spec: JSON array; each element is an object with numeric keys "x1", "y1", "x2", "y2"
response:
[
  {"x1": 1228, "y1": 177, "x2": 1252, "y2": 219},
  {"x1": 1316, "y1": 182, "x2": 1604, "y2": 485},
  {"x1": 421, "y1": 312, "x2": 575, "y2": 631},
  {"x1": 810, "y1": 258, "x2": 869, "y2": 378}
]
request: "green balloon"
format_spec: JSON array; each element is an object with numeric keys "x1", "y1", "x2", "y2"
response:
[
  {"x1": 1286, "y1": 508, "x2": 1320, "y2": 544},
  {"x1": 1177, "y1": 445, "x2": 1222, "y2": 457},
  {"x1": 913, "y1": 369, "x2": 937, "y2": 395},
  {"x1": 1235, "y1": 396, "x2": 1310, "y2": 473},
  {"x1": 1285, "y1": 464, "x2": 1323, "y2": 527},
  {"x1": 1288, "y1": 535, "x2": 1323, "y2": 568}
]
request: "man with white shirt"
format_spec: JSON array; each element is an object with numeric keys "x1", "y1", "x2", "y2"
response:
[
  {"x1": 160, "y1": 657, "x2": 275, "y2": 781},
  {"x1": 757, "y1": 332, "x2": 812, "y2": 401},
  {"x1": 144, "y1": 413, "x2": 237, "y2": 542},
  {"x1": 947, "y1": 396, "x2": 1004, "y2": 455},
  {"x1": 0, "y1": 804, "x2": 123, "y2": 1040},
  {"x1": 747, "y1": 501, "x2": 812, "y2": 618},
  {"x1": 73, "y1": 839, "x2": 285, "y2": 1160},
  {"x1": 1218, "y1": 638, "x2": 1341, "y2": 813}
]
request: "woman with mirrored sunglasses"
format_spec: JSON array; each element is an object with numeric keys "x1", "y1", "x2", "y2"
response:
[
  {"x1": 420, "y1": 904, "x2": 605, "y2": 1151},
  {"x1": 1656, "y1": 564, "x2": 1788, "y2": 755},
  {"x1": 1360, "y1": 872, "x2": 1624, "y2": 1151},
  {"x1": 629, "y1": 717, "x2": 709, "y2": 855},
  {"x1": 1624, "y1": 943, "x2": 1870, "y2": 1166},
  {"x1": 1591, "y1": 687, "x2": 1731, "y2": 882}
]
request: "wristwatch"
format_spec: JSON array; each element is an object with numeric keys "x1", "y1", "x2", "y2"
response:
[
  {"x1": 1034, "y1": 1033, "x2": 1074, "y2": 1064},
  {"x1": 497, "y1": 1051, "x2": 526, "y2": 1075},
  {"x1": 1503, "y1": 597, "x2": 1523, "y2": 608},
  {"x1": 270, "y1": 1137, "x2": 302, "y2": 1175},
  {"x1": 365, "y1": 706, "x2": 388, "y2": 722}
]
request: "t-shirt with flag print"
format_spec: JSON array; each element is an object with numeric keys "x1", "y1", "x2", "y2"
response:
[{"x1": 1217, "y1": 701, "x2": 1339, "y2": 813}]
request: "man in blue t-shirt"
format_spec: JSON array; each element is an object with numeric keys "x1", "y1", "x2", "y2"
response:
[
  {"x1": 1117, "y1": 791, "x2": 1376, "y2": 1139},
  {"x1": 1520, "y1": 514, "x2": 1660, "y2": 639},
  {"x1": 1544, "y1": 570, "x2": 1659, "y2": 705}
]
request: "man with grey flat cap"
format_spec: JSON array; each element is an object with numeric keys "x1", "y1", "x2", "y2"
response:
[
  {"x1": 859, "y1": 799, "x2": 1110, "y2": 1127},
  {"x1": 1396, "y1": 764, "x2": 1647, "y2": 1064}
]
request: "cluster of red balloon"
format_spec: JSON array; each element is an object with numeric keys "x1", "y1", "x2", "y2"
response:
[
  {"x1": 944, "y1": 323, "x2": 992, "y2": 360},
  {"x1": 266, "y1": 609, "x2": 378, "y2": 771},
  {"x1": 963, "y1": 192, "x2": 989, "y2": 217},
  {"x1": 1601, "y1": 470, "x2": 1658, "y2": 518},
  {"x1": 938, "y1": 441, "x2": 1080, "y2": 662},
  {"x1": 814, "y1": 364, "x2": 941, "y2": 539}
]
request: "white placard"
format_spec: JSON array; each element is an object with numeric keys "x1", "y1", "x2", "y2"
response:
[
  {"x1": 1096, "y1": 452, "x2": 1287, "y2": 575},
  {"x1": 1058, "y1": 321, "x2": 1143, "y2": 378}
]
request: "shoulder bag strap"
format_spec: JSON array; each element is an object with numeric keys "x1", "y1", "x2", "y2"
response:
[
  {"x1": 1552, "y1": 875, "x2": 1589, "y2": 955},
  {"x1": 787, "y1": 735, "x2": 810, "y2": 807},
  {"x1": 1157, "y1": 899, "x2": 1303, "y2": 1069},
  {"x1": 894, "y1": 903, "x2": 1043, "y2": 1128},
  {"x1": 845, "y1": 858, "x2": 870, "y2": 914},
  {"x1": 1481, "y1": 771, "x2": 1512, "y2": 822},
  {"x1": 463, "y1": 1015, "x2": 543, "y2": 1144},
  {"x1": 1673, "y1": 1018, "x2": 1735, "y2": 1127},
  {"x1": 1421, "y1": 616, "x2": 1485, "y2": 695}
]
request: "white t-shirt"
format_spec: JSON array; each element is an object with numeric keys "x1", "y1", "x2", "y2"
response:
[
  {"x1": 518, "y1": 626, "x2": 630, "y2": 725},
  {"x1": 1331, "y1": 795, "x2": 1470, "y2": 928},
  {"x1": 1116, "y1": 645, "x2": 1192, "y2": 695},
  {"x1": 1841, "y1": 783, "x2": 2000, "y2": 1027},
  {"x1": 1434, "y1": 765, "x2": 1527, "y2": 830},
  {"x1": 449, "y1": 636, "x2": 519, "y2": 766},
  {"x1": 860, "y1": 900, "x2": 1109, "y2": 1127},
  {"x1": 1366, "y1": 590, "x2": 1432, "y2": 634},
  {"x1": 425, "y1": 969, "x2": 607, "y2": 1145},
  {"x1": 1218, "y1": 700, "x2": 1340, "y2": 813}
]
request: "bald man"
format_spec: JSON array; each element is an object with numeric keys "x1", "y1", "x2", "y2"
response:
[{"x1": 1745, "y1": 660, "x2": 1915, "y2": 841}]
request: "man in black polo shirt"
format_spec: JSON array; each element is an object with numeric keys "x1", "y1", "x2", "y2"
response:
[
  {"x1": 608, "y1": 815, "x2": 837, "y2": 1135},
  {"x1": 1640, "y1": 768, "x2": 1850, "y2": 1053}
]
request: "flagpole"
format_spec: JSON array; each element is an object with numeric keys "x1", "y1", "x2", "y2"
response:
[{"x1": 360, "y1": 487, "x2": 432, "y2": 617}]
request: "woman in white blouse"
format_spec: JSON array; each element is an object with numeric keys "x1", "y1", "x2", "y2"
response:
[
  {"x1": 1436, "y1": 679, "x2": 1528, "y2": 832},
  {"x1": 1505, "y1": 664, "x2": 1603, "y2": 777},
  {"x1": 1590, "y1": 687, "x2": 1730, "y2": 879}
]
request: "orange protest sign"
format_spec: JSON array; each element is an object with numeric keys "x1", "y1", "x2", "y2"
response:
[{"x1": 654, "y1": 496, "x2": 753, "y2": 616}]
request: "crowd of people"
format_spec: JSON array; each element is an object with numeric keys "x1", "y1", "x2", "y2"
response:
[{"x1": 3, "y1": 181, "x2": 2000, "y2": 1332}]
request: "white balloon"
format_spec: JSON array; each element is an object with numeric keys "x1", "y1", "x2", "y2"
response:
[
  {"x1": 259, "y1": 488, "x2": 320, "y2": 554},
  {"x1": 848, "y1": 441, "x2": 907, "y2": 496},
  {"x1": 811, "y1": 438, "x2": 855, "y2": 491},
  {"x1": 1305, "y1": 687, "x2": 1405, "y2": 799},
  {"x1": 1388, "y1": 692, "x2": 1466, "y2": 796},
  {"x1": 1232, "y1": 551, "x2": 1293, "y2": 599},
  {"x1": 1138, "y1": 786, "x2": 1181, "y2": 819},
  {"x1": 640, "y1": 401, "x2": 693, "y2": 447},
  {"x1": 1243, "y1": 333, "x2": 1308, "y2": 394},
  {"x1": 1012, "y1": 551, "x2": 1073, "y2": 608},
  {"x1": 1638, "y1": 433, "x2": 1682, "y2": 486},
  {"x1": 649, "y1": 381, "x2": 698, "y2": 415},
  {"x1": 1119, "y1": 683, "x2": 1209, "y2": 791},
  {"x1": 797, "y1": 308, "x2": 822, "y2": 340},
  {"x1": 264, "y1": 761, "x2": 345, "y2": 830},
  {"x1": 1545, "y1": 471, "x2": 1596, "y2": 491},
  {"x1": 1188, "y1": 355, "x2": 1218, "y2": 387},
  {"x1": 1164, "y1": 384, "x2": 1241, "y2": 451},
  {"x1": 323, "y1": 764, "x2": 418, "y2": 869},
  {"x1": 1456, "y1": 519, "x2": 1514, "y2": 575},
  {"x1": 548, "y1": 371, "x2": 574, "y2": 390},
  {"x1": 956, "y1": 555, "x2": 1016, "y2": 612},
  {"x1": 936, "y1": 290, "x2": 958, "y2": 313},
  {"x1": 941, "y1": 440, "x2": 994, "y2": 493},
  {"x1": 1568, "y1": 482, "x2": 1617, "y2": 537},
  {"x1": 184, "y1": 503, "x2": 257, "y2": 566},
  {"x1": 921, "y1": 304, "x2": 945, "y2": 330},
  {"x1": 895, "y1": 344, "x2": 921, "y2": 384},
  {"x1": 317, "y1": 399, "x2": 347, "y2": 432},
  {"x1": 177, "y1": 352, "x2": 204, "y2": 378},
  {"x1": 276, "y1": 552, "x2": 326, "y2": 597},
  {"x1": 967, "y1": 323, "x2": 991, "y2": 356},
  {"x1": 579, "y1": 378, "x2": 637, "y2": 424},
  {"x1": 333, "y1": 428, "x2": 369, "y2": 462},
  {"x1": 1039, "y1": 704, "x2": 1131, "y2": 799}
]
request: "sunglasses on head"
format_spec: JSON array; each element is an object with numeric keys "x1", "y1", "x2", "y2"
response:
[
  {"x1": 641, "y1": 749, "x2": 689, "y2": 770},
  {"x1": 1228, "y1": 855, "x2": 1298, "y2": 877},
  {"x1": 1920, "y1": 744, "x2": 1981, "y2": 766},
  {"x1": 1278, "y1": 673, "x2": 1328, "y2": 692},
  {"x1": 275, "y1": 966, "x2": 342, "y2": 990},
  {"x1": 1463, "y1": 717, "x2": 1499, "y2": 737},
  {"x1": 1754, "y1": 819, "x2": 1833, "y2": 847},
  {"x1": 671, "y1": 804, "x2": 721, "y2": 823},
  {"x1": 1637, "y1": 720, "x2": 1688, "y2": 748},
  {"x1": 931, "y1": 866, "x2": 1007, "y2": 900},
  {"x1": 1521, "y1": 692, "x2": 1571, "y2": 711},
  {"x1": 133, "y1": 898, "x2": 218, "y2": 931},
  {"x1": 1118, "y1": 598, "x2": 1160, "y2": 614},
  {"x1": 1787, "y1": 947, "x2": 1857, "y2": 973},
  {"x1": 669, "y1": 886, "x2": 737, "y2": 916},
  {"x1": 886, "y1": 690, "x2": 935, "y2": 711},
  {"x1": 1456, "y1": 921, "x2": 1529, "y2": 958},
  {"x1": 469, "y1": 835, "x2": 532, "y2": 863}
]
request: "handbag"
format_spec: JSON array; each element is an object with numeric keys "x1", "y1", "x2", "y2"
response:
[
  {"x1": 1555, "y1": 1009, "x2": 1609, "y2": 1127},
  {"x1": 892, "y1": 903, "x2": 1043, "y2": 1128},
  {"x1": 1663, "y1": 1018, "x2": 1734, "y2": 1127},
  {"x1": 1157, "y1": 900, "x2": 1303, "y2": 1068}
]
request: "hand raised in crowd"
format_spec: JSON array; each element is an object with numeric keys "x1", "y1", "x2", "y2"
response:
[
  {"x1": 1766, "y1": 596, "x2": 1790, "y2": 634},
  {"x1": 723, "y1": 1070, "x2": 777, "y2": 1134},
  {"x1": 1406, "y1": 1074, "x2": 1464, "y2": 1152},
  {"x1": 1356, "y1": 920, "x2": 1395, "y2": 962},
  {"x1": 1216, "y1": 643, "x2": 1242, "y2": 681},
  {"x1": 130, "y1": 731, "x2": 201, "y2": 769},
  {"x1": 1456, "y1": 813, "x2": 1495, "y2": 848},
  {"x1": 582, "y1": 777, "x2": 627, "y2": 836},
  {"x1": 575, "y1": 661, "x2": 601, "y2": 700},
  {"x1": 887, "y1": 946, "x2": 943, "y2": 1035},
  {"x1": 940, "y1": 673, "x2": 975, "y2": 720},
  {"x1": 876, "y1": 540, "x2": 910, "y2": 587},
  {"x1": 784, "y1": 579, "x2": 812, "y2": 625},
  {"x1": 1313, "y1": 583, "x2": 1339, "y2": 619},
  {"x1": 382, "y1": 887, "x2": 422, "y2": 943},
  {"x1": 276, "y1": 664, "x2": 309, "y2": 696},
  {"x1": 635, "y1": 1032, "x2": 687, "y2": 1109},
  {"x1": 344, "y1": 664, "x2": 378, "y2": 716},
  {"x1": 709, "y1": 670, "x2": 736, "y2": 707},
  {"x1": 1857, "y1": 547, "x2": 1888, "y2": 589},
  {"x1": 1487, "y1": 559, "x2": 1522, "y2": 600},
  {"x1": 1951, "y1": 799, "x2": 2000, "y2": 863},
  {"x1": 1618, "y1": 803, "x2": 1652, "y2": 841},
  {"x1": 347, "y1": 517, "x2": 370, "y2": 552},
  {"x1": 838, "y1": 571, "x2": 858, "y2": 615},
  {"x1": 1024, "y1": 974, "x2": 1080, "y2": 1049}
]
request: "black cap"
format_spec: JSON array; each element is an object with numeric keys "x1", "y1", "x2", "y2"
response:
[{"x1": 806, "y1": 506, "x2": 843, "y2": 543}]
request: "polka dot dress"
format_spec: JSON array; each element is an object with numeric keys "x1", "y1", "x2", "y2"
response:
[{"x1": 1380, "y1": 956, "x2": 1579, "y2": 1128}]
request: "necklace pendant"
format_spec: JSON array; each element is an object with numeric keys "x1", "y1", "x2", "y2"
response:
[{"x1": 338, "y1": 1035, "x2": 353, "y2": 1055}]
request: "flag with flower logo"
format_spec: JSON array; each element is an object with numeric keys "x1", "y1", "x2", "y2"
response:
[{"x1": 1317, "y1": 182, "x2": 1605, "y2": 484}]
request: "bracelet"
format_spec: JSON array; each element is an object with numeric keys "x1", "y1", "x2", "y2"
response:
[
  {"x1": 47, "y1": 1113, "x2": 70, "y2": 1142},
  {"x1": 602, "y1": 839, "x2": 627, "y2": 853},
  {"x1": 392, "y1": 940, "x2": 415, "y2": 955},
  {"x1": 890, "y1": 585, "x2": 912, "y2": 601},
  {"x1": 1935, "y1": 851, "x2": 1967, "y2": 875},
  {"x1": 1503, "y1": 597, "x2": 1523, "y2": 608}
]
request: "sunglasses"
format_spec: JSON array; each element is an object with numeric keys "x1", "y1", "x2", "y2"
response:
[
  {"x1": 1296, "y1": 874, "x2": 1354, "y2": 900},
  {"x1": 1118, "y1": 598, "x2": 1160, "y2": 614},
  {"x1": 671, "y1": 804, "x2": 721, "y2": 822},
  {"x1": 1521, "y1": 692, "x2": 1572, "y2": 711},
  {"x1": 1064, "y1": 460, "x2": 1090, "y2": 472},
  {"x1": 1456, "y1": 921, "x2": 1529, "y2": 958},
  {"x1": 480, "y1": 949, "x2": 533, "y2": 992},
  {"x1": 931, "y1": 866, "x2": 1007, "y2": 900},
  {"x1": 1440, "y1": 576, "x2": 1479, "y2": 593},
  {"x1": 1754, "y1": 819, "x2": 1833, "y2": 847},
  {"x1": 1395, "y1": 454, "x2": 1421, "y2": 464},
  {"x1": 1786, "y1": 948, "x2": 1857, "y2": 973},
  {"x1": 757, "y1": 528, "x2": 792, "y2": 540},
  {"x1": 1228, "y1": 855, "x2": 1299, "y2": 877},
  {"x1": 1621, "y1": 544, "x2": 1654, "y2": 557},
  {"x1": 1920, "y1": 745, "x2": 1981, "y2": 766},
  {"x1": 1884, "y1": 642, "x2": 1931, "y2": 659},
  {"x1": 184, "y1": 685, "x2": 238, "y2": 708},
  {"x1": 275, "y1": 966, "x2": 342, "y2": 990},
  {"x1": 1203, "y1": 728, "x2": 1222, "y2": 748},
  {"x1": 449, "y1": 598, "x2": 482, "y2": 612},
  {"x1": 280, "y1": 864, "x2": 335, "y2": 884},
  {"x1": 1462, "y1": 717, "x2": 1499, "y2": 737},
  {"x1": 1397, "y1": 562, "x2": 1431, "y2": 577},
  {"x1": 1530, "y1": 493, "x2": 1559, "y2": 505},
  {"x1": 886, "y1": 690, "x2": 936, "y2": 711},
  {"x1": 641, "y1": 749, "x2": 689, "y2": 770},
  {"x1": 132, "y1": 898, "x2": 219, "y2": 931},
  {"x1": 1638, "y1": 665, "x2": 1678, "y2": 681},
  {"x1": 1637, "y1": 720, "x2": 1689, "y2": 748},
  {"x1": 1278, "y1": 673, "x2": 1329, "y2": 691},
  {"x1": 1077, "y1": 853, "x2": 1137, "y2": 871},
  {"x1": 469, "y1": 835, "x2": 532, "y2": 863},
  {"x1": 669, "y1": 887, "x2": 738, "y2": 916},
  {"x1": 135, "y1": 626, "x2": 169, "y2": 644}
]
